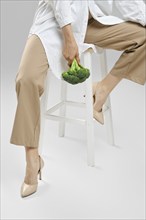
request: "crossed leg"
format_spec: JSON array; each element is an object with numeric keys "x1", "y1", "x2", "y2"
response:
[{"x1": 84, "y1": 18, "x2": 146, "y2": 111}]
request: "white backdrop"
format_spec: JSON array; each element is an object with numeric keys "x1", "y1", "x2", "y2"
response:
[{"x1": 1, "y1": 1, "x2": 145, "y2": 219}]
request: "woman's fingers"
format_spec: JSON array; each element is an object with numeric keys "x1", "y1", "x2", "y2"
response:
[
  {"x1": 75, "y1": 53, "x2": 80, "y2": 65},
  {"x1": 67, "y1": 51, "x2": 80, "y2": 66},
  {"x1": 67, "y1": 55, "x2": 80, "y2": 66},
  {"x1": 62, "y1": 40, "x2": 80, "y2": 66},
  {"x1": 67, "y1": 56, "x2": 75, "y2": 66}
]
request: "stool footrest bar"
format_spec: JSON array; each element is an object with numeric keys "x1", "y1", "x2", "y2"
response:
[
  {"x1": 45, "y1": 113, "x2": 86, "y2": 125},
  {"x1": 46, "y1": 100, "x2": 86, "y2": 114}
]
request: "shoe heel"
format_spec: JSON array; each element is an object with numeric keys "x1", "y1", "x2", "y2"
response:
[
  {"x1": 39, "y1": 170, "x2": 42, "y2": 180},
  {"x1": 38, "y1": 155, "x2": 44, "y2": 180}
]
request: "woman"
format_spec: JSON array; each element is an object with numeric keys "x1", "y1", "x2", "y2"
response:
[{"x1": 10, "y1": 0, "x2": 146, "y2": 197}]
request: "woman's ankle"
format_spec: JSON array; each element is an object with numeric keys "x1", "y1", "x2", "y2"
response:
[
  {"x1": 25, "y1": 147, "x2": 39, "y2": 162},
  {"x1": 24, "y1": 147, "x2": 40, "y2": 185},
  {"x1": 95, "y1": 81, "x2": 109, "y2": 97},
  {"x1": 99, "y1": 73, "x2": 122, "y2": 95},
  {"x1": 24, "y1": 146, "x2": 39, "y2": 179}
]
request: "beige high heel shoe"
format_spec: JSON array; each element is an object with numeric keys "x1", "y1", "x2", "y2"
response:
[
  {"x1": 92, "y1": 82, "x2": 104, "y2": 125},
  {"x1": 21, "y1": 155, "x2": 44, "y2": 198}
]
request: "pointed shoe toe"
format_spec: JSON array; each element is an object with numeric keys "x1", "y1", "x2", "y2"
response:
[
  {"x1": 93, "y1": 109, "x2": 104, "y2": 125},
  {"x1": 21, "y1": 182, "x2": 38, "y2": 198}
]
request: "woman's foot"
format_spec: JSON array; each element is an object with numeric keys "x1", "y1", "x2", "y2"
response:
[
  {"x1": 21, "y1": 148, "x2": 44, "y2": 198},
  {"x1": 92, "y1": 81, "x2": 109, "y2": 125},
  {"x1": 92, "y1": 81, "x2": 108, "y2": 112},
  {"x1": 93, "y1": 74, "x2": 123, "y2": 111},
  {"x1": 23, "y1": 158, "x2": 39, "y2": 185}
]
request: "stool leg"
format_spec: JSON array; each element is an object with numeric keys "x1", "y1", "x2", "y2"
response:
[
  {"x1": 58, "y1": 80, "x2": 67, "y2": 137},
  {"x1": 38, "y1": 71, "x2": 50, "y2": 155},
  {"x1": 99, "y1": 50, "x2": 115, "y2": 145},
  {"x1": 83, "y1": 51, "x2": 95, "y2": 167}
]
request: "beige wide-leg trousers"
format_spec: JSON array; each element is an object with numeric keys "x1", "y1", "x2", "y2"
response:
[
  {"x1": 84, "y1": 18, "x2": 146, "y2": 85},
  {"x1": 10, "y1": 20, "x2": 146, "y2": 148},
  {"x1": 10, "y1": 35, "x2": 49, "y2": 147}
]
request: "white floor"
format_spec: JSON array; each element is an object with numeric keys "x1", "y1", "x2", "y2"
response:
[{"x1": 1, "y1": 52, "x2": 145, "y2": 219}]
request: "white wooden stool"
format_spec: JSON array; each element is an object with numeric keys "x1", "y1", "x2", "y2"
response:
[{"x1": 38, "y1": 47, "x2": 114, "y2": 167}]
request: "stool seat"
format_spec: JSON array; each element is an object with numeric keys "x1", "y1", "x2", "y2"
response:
[{"x1": 38, "y1": 46, "x2": 115, "y2": 167}]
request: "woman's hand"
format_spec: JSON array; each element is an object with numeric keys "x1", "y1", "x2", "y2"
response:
[
  {"x1": 62, "y1": 24, "x2": 80, "y2": 66},
  {"x1": 62, "y1": 39, "x2": 80, "y2": 66}
]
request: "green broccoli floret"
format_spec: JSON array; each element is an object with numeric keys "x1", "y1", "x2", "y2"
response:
[{"x1": 62, "y1": 58, "x2": 90, "y2": 85}]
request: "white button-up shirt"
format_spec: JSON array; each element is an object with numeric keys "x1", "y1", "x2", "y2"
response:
[{"x1": 28, "y1": 0, "x2": 146, "y2": 80}]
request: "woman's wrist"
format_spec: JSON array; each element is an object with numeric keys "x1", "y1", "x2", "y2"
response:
[
  {"x1": 61, "y1": 23, "x2": 80, "y2": 65},
  {"x1": 62, "y1": 24, "x2": 75, "y2": 42}
]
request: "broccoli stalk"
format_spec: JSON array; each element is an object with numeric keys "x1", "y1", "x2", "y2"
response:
[{"x1": 62, "y1": 58, "x2": 90, "y2": 85}]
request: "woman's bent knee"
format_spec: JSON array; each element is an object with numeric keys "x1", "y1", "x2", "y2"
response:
[{"x1": 15, "y1": 71, "x2": 44, "y2": 96}]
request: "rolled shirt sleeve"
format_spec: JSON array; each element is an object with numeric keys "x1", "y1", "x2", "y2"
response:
[{"x1": 47, "y1": 0, "x2": 74, "y2": 28}]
